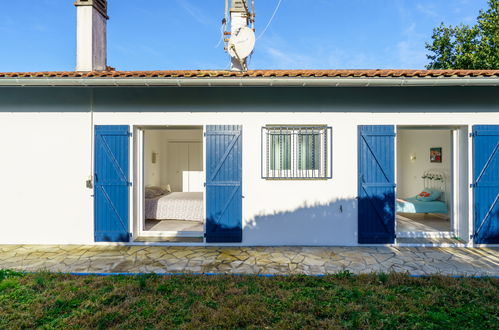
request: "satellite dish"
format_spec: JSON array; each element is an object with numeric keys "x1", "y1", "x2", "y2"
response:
[{"x1": 228, "y1": 26, "x2": 255, "y2": 59}]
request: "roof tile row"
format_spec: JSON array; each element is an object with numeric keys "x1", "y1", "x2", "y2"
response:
[{"x1": 0, "y1": 69, "x2": 498, "y2": 79}]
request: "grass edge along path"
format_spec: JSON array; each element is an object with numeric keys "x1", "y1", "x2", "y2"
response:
[{"x1": 0, "y1": 269, "x2": 498, "y2": 329}]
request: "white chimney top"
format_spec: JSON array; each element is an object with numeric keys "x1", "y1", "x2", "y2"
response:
[{"x1": 75, "y1": 0, "x2": 108, "y2": 71}]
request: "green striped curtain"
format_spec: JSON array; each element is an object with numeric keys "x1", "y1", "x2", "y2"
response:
[
  {"x1": 298, "y1": 133, "x2": 320, "y2": 170},
  {"x1": 270, "y1": 134, "x2": 291, "y2": 170}
]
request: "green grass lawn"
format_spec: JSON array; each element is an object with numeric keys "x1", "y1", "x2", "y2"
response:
[{"x1": 0, "y1": 269, "x2": 498, "y2": 329}]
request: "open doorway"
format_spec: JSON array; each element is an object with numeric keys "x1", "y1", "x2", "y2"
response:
[
  {"x1": 396, "y1": 127, "x2": 459, "y2": 243},
  {"x1": 138, "y1": 126, "x2": 204, "y2": 241}
]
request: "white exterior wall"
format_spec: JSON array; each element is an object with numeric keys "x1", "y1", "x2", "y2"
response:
[
  {"x1": 0, "y1": 111, "x2": 498, "y2": 245},
  {"x1": 0, "y1": 113, "x2": 93, "y2": 244}
]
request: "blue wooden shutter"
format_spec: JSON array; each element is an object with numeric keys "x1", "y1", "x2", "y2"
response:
[
  {"x1": 205, "y1": 125, "x2": 243, "y2": 243},
  {"x1": 358, "y1": 125, "x2": 396, "y2": 244},
  {"x1": 472, "y1": 125, "x2": 499, "y2": 244},
  {"x1": 94, "y1": 125, "x2": 130, "y2": 242}
]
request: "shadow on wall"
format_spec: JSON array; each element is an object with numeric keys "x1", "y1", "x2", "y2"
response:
[
  {"x1": 244, "y1": 197, "x2": 358, "y2": 246},
  {"x1": 244, "y1": 193, "x2": 397, "y2": 246}
]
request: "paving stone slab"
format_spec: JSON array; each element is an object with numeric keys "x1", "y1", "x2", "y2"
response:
[{"x1": 0, "y1": 245, "x2": 498, "y2": 276}]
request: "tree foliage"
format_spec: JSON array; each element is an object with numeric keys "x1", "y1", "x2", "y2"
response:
[{"x1": 425, "y1": 0, "x2": 498, "y2": 69}]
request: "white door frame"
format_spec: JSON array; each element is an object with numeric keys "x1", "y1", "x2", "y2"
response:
[
  {"x1": 133, "y1": 126, "x2": 205, "y2": 240},
  {"x1": 131, "y1": 127, "x2": 144, "y2": 242},
  {"x1": 395, "y1": 126, "x2": 462, "y2": 240}
]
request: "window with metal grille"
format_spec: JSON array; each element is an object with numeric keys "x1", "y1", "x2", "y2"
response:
[{"x1": 262, "y1": 126, "x2": 332, "y2": 179}]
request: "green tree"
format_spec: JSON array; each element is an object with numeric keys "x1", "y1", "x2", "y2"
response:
[{"x1": 425, "y1": 0, "x2": 498, "y2": 69}]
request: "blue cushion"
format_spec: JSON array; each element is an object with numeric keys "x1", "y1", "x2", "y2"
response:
[{"x1": 416, "y1": 188, "x2": 442, "y2": 202}]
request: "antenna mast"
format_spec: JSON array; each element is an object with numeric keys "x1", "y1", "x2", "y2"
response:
[{"x1": 224, "y1": 0, "x2": 255, "y2": 71}]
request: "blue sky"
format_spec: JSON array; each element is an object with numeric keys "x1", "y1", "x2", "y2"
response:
[{"x1": 0, "y1": 0, "x2": 488, "y2": 72}]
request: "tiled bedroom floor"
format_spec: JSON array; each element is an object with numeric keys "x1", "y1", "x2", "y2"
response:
[
  {"x1": 144, "y1": 219, "x2": 203, "y2": 232},
  {"x1": 397, "y1": 213, "x2": 450, "y2": 232}
]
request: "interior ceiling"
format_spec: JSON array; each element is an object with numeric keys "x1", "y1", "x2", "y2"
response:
[
  {"x1": 397, "y1": 126, "x2": 459, "y2": 130},
  {"x1": 139, "y1": 125, "x2": 203, "y2": 130}
]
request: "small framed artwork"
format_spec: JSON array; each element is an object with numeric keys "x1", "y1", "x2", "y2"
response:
[{"x1": 430, "y1": 147, "x2": 442, "y2": 163}]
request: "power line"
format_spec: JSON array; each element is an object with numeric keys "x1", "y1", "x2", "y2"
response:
[
  {"x1": 214, "y1": 22, "x2": 225, "y2": 48},
  {"x1": 216, "y1": 0, "x2": 229, "y2": 48},
  {"x1": 256, "y1": 0, "x2": 284, "y2": 40}
]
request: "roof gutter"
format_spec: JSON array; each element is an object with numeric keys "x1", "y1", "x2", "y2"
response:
[{"x1": 0, "y1": 77, "x2": 498, "y2": 87}]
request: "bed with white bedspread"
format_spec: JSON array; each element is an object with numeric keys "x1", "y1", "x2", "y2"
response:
[{"x1": 145, "y1": 192, "x2": 203, "y2": 222}]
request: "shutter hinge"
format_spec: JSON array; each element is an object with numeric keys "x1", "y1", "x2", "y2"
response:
[
  {"x1": 469, "y1": 132, "x2": 475, "y2": 138},
  {"x1": 470, "y1": 234, "x2": 474, "y2": 239},
  {"x1": 128, "y1": 132, "x2": 133, "y2": 137},
  {"x1": 203, "y1": 232, "x2": 207, "y2": 238},
  {"x1": 128, "y1": 182, "x2": 133, "y2": 187},
  {"x1": 203, "y1": 132, "x2": 206, "y2": 137},
  {"x1": 470, "y1": 183, "x2": 476, "y2": 188},
  {"x1": 203, "y1": 182, "x2": 206, "y2": 187}
]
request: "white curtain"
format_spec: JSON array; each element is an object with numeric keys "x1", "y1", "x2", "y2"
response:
[
  {"x1": 270, "y1": 134, "x2": 291, "y2": 170},
  {"x1": 298, "y1": 133, "x2": 320, "y2": 170}
]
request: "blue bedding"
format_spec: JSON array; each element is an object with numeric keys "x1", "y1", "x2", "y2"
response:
[{"x1": 396, "y1": 197, "x2": 448, "y2": 214}]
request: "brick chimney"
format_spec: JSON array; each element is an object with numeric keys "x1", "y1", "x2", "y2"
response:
[{"x1": 75, "y1": 0, "x2": 108, "y2": 71}]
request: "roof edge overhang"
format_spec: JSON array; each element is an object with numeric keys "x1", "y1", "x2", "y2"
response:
[{"x1": 0, "y1": 76, "x2": 498, "y2": 87}]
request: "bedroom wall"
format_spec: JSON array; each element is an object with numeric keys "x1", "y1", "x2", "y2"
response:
[
  {"x1": 144, "y1": 129, "x2": 203, "y2": 191},
  {"x1": 144, "y1": 130, "x2": 162, "y2": 187},
  {"x1": 397, "y1": 129, "x2": 452, "y2": 203}
]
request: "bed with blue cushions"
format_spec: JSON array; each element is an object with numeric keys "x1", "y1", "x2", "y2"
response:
[
  {"x1": 396, "y1": 170, "x2": 448, "y2": 214},
  {"x1": 396, "y1": 197, "x2": 448, "y2": 214}
]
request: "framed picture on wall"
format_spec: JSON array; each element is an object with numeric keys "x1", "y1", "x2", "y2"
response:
[{"x1": 430, "y1": 147, "x2": 442, "y2": 163}]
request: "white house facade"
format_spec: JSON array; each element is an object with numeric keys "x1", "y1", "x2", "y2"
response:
[{"x1": 0, "y1": 70, "x2": 498, "y2": 247}]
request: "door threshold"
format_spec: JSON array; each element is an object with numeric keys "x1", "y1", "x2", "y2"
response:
[
  {"x1": 134, "y1": 236, "x2": 203, "y2": 243},
  {"x1": 139, "y1": 230, "x2": 204, "y2": 238},
  {"x1": 397, "y1": 231, "x2": 455, "y2": 239},
  {"x1": 396, "y1": 236, "x2": 465, "y2": 245},
  {"x1": 396, "y1": 242, "x2": 468, "y2": 248}
]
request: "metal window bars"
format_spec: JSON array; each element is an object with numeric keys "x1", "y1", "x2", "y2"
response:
[{"x1": 262, "y1": 125, "x2": 333, "y2": 179}]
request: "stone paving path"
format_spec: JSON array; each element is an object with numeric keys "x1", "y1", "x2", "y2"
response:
[{"x1": 0, "y1": 245, "x2": 498, "y2": 276}]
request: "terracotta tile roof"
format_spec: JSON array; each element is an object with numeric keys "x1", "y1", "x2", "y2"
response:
[{"x1": 0, "y1": 69, "x2": 498, "y2": 78}]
